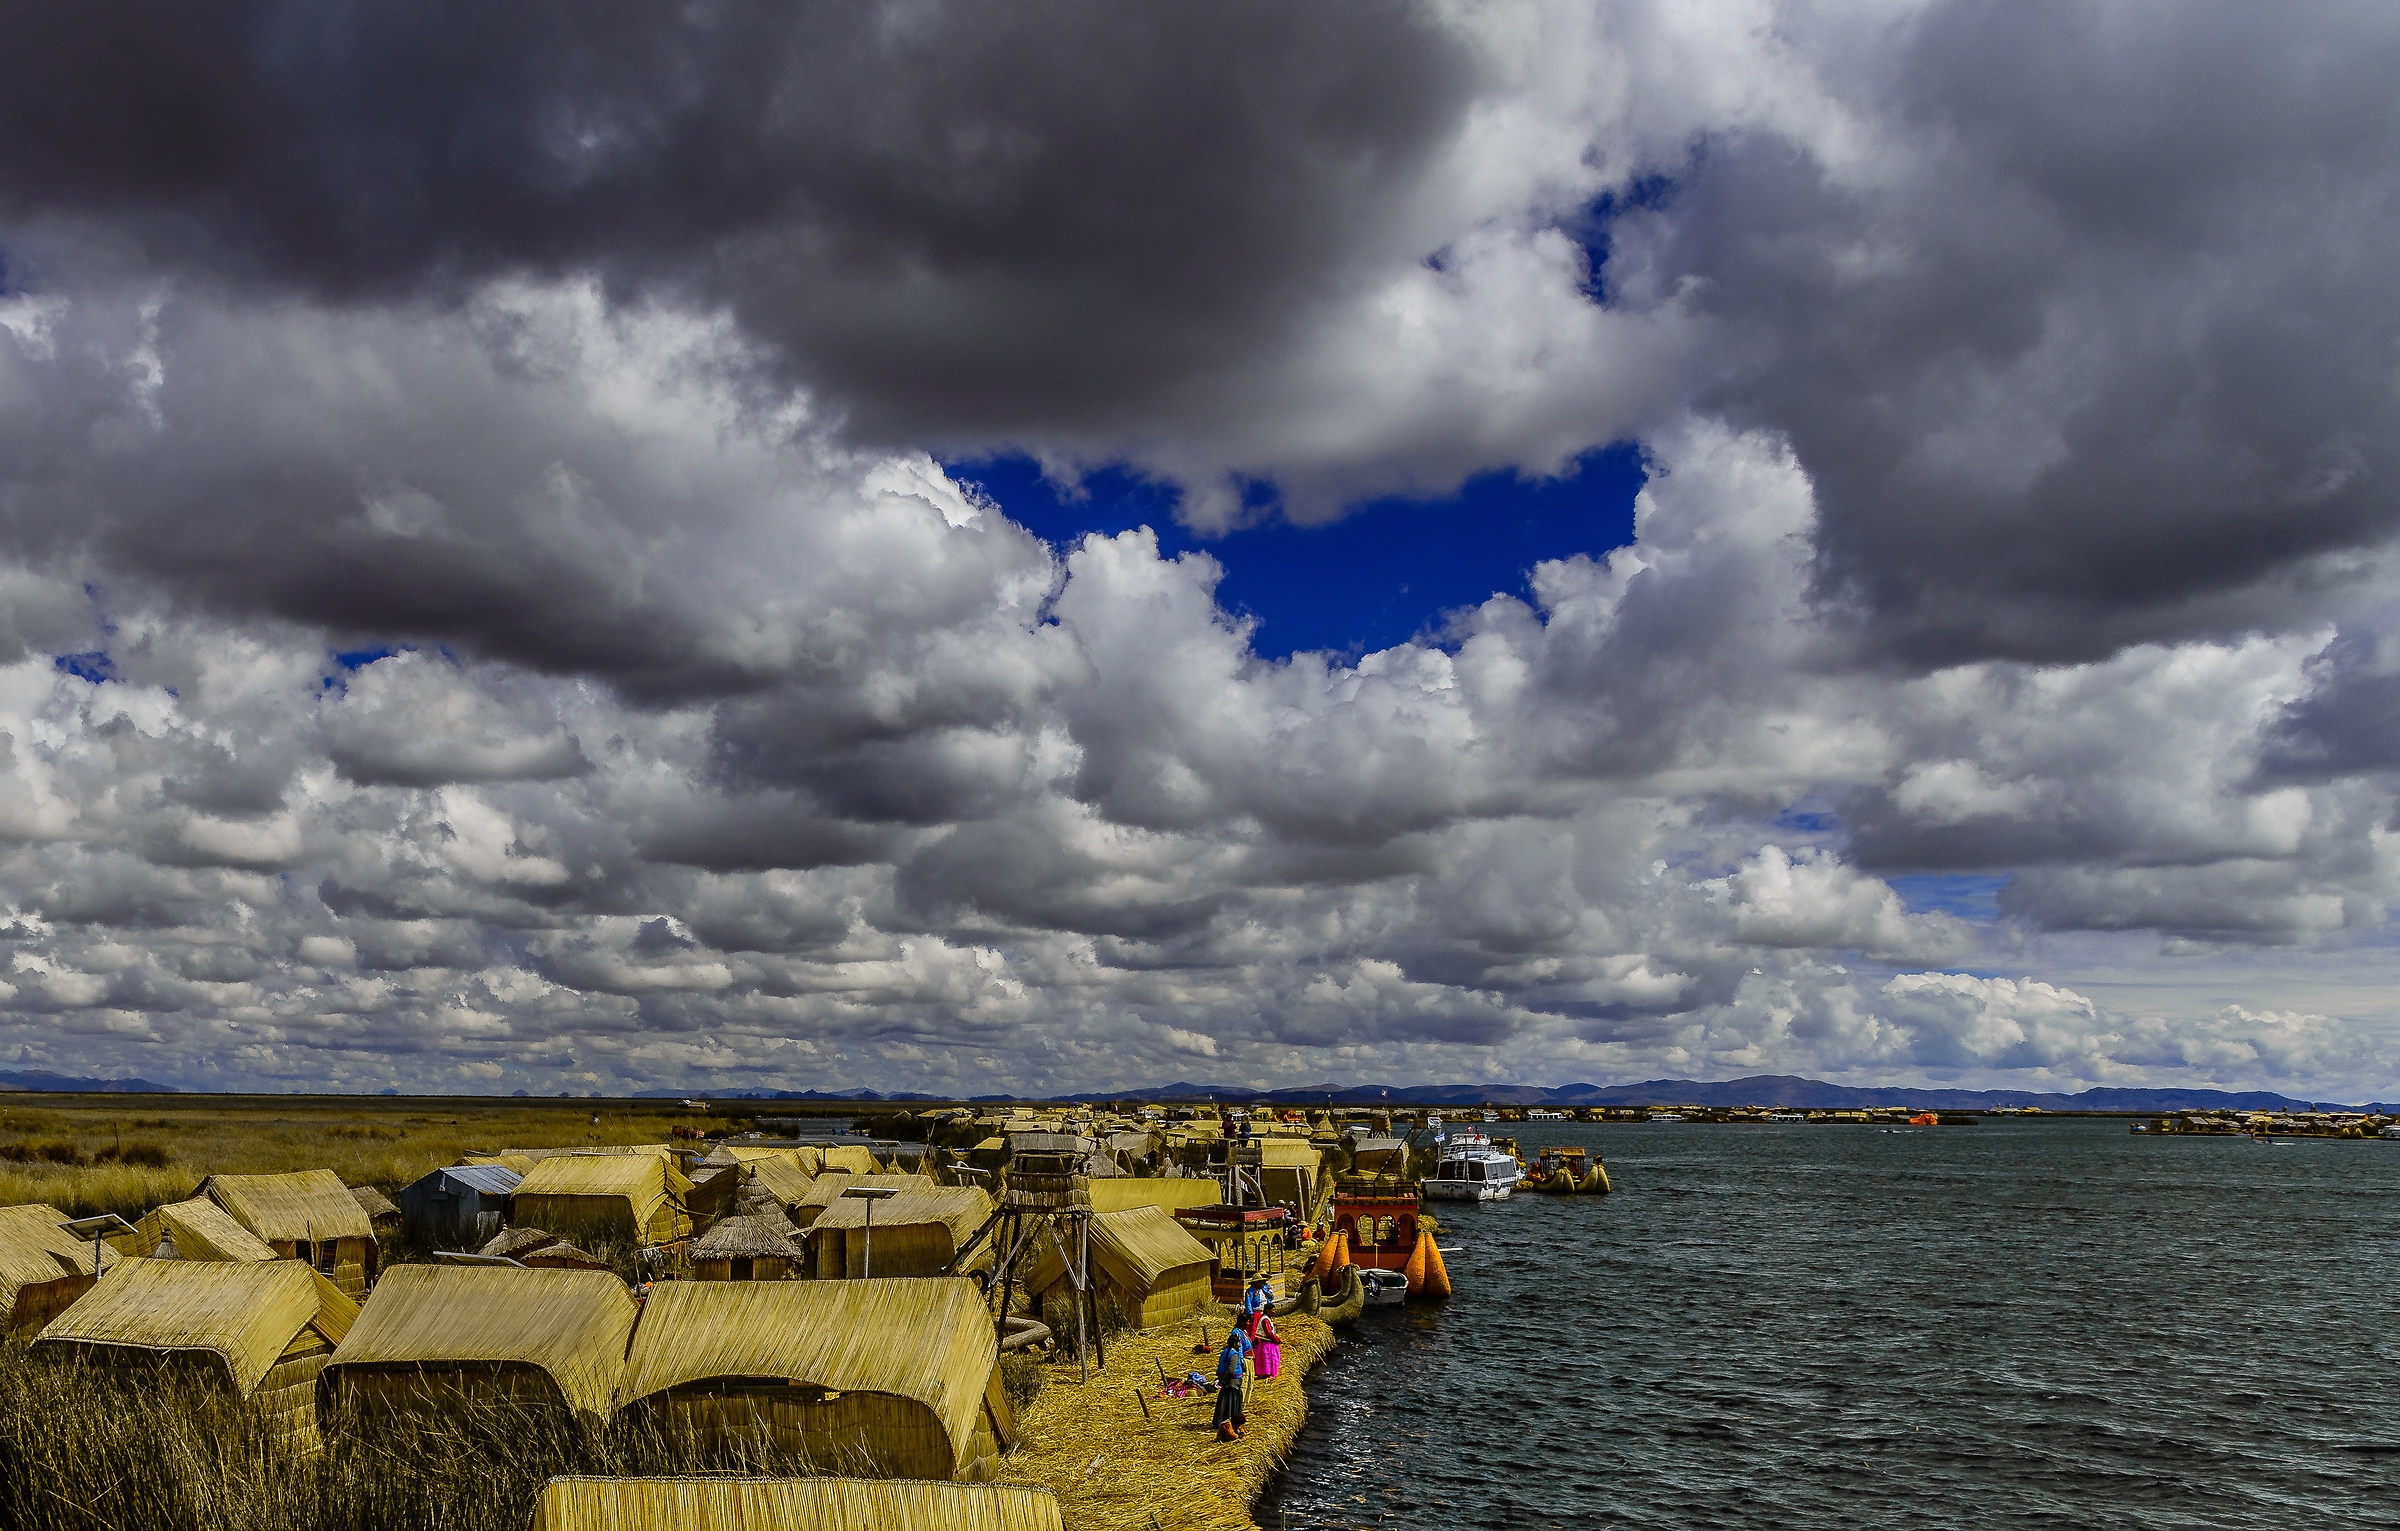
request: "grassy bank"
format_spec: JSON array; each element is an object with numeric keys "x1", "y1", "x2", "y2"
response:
[{"x1": 0, "y1": 1099, "x2": 704, "y2": 1219}]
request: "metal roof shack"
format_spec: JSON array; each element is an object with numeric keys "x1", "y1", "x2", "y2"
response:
[{"x1": 400, "y1": 1164, "x2": 524, "y2": 1249}]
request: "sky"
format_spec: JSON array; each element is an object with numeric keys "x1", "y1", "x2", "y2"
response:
[{"x1": 2, "y1": 1, "x2": 2399, "y2": 1099}]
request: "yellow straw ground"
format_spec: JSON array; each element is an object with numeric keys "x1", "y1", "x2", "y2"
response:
[{"x1": 999, "y1": 1313, "x2": 1337, "y2": 1531}]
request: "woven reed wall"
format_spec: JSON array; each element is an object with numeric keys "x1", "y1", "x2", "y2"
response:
[
  {"x1": 831, "y1": 1222, "x2": 951, "y2": 1279},
  {"x1": 636, "y1": 1385, "x2": 978, "y2": 1481},
  {"x1": 5, "y1": 1274, "x2": 93, "y2": 1333},
  {"x1": 691, "y1": 1255, "x2": 796, "y2": 1282},
  {"x1": 1130, "y1": 1268, "x2": 1213, "y2": 1328},
  {"x1": 333, "y1": 1361, "x2": 573, "y2": 1421},
  {"x1": 256, "y1": 1330, "x2": 332, "y2": 1456}
]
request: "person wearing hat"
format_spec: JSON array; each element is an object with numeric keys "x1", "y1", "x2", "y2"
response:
[
  {"x1": 1213, "y1": 1328, "x2": 1251, "y2": 1441},
  {"x1": 1242, "y1": 1272, "x2": 1271, "y2": 1331}
]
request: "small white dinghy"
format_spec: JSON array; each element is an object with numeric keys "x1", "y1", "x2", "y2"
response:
[{"x1": 1359, "y1": 1268, "x2": 1410, "y2": 1307}]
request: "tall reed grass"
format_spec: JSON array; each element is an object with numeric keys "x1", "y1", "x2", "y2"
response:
[{"x1": 0, "y1": 1338, "x2": 896, "y2": 1531}]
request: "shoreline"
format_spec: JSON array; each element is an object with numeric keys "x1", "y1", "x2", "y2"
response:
[{"x1": 999, "y1": 1312, "x2": 1339, "y2": 1531}]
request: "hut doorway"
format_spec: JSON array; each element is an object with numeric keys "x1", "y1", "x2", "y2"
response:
[{"x1": 730, "y1": 1257, "x2": 753, "y2": 1280}]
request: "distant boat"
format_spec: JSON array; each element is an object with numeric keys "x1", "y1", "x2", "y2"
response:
[
  {"x1": 1765, "y1": 1110, "x2": 1807, "y2": 1123},
  {"x1": 1424, "y1": 1132, "x2": 1522, "y2": 1202},
  {"x1": 1647, "y1": 1112, "x2": 1685, "y2": 1123}
]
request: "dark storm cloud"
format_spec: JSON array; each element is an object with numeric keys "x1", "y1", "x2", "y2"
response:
[
  {"x1": 0, "y1": 0, "x2": 1480, "y2": 446},
  {"x1": 1614, "y1": 0, "x2": 2400, "y2": 664}
]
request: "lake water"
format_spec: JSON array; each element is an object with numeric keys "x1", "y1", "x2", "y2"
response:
[{"x1": 1256, "y1": 1118, "x2": 2400, "y2": 1529}]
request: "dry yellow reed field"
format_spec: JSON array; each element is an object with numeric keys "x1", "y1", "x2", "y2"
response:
[
  {"x1": 0, "y1": 1096, "x2": 709, "y2": 1219},
  {"x1": 998, "y1": 1313, "x2": 1337, "y2": 1531}
]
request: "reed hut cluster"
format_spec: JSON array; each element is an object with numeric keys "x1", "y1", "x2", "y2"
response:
[{"x1": 3, "y1": 1099, "x2": 1408, "y2": 1527}]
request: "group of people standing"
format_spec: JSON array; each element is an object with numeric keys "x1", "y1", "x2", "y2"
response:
[{"x1": 1212, "y1": 1273, "x2": 1284, "y2": 1442}]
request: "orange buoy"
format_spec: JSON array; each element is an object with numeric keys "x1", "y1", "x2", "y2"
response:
[
  {"x1": 1419, "y1": 1232, "x2": 1451, "y2": 1299},
  {"x1": 1400, "y1": 1225, "x2": 1429, "y2": 1291}
]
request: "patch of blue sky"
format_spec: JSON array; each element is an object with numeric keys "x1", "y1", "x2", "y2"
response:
[
  {"x1": 953, "y1": 445, "x2": 1646, "y2": 660},
  {"x1": 1888, "y1": 873, "x2": 2014, "y2": 923},
  {"x1": 52, "y1": 651, "x2": 114, "y2": 684}
]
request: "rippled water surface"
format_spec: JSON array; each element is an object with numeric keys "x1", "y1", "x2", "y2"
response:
[{"x1": 1258, "y1": 1118, "x2": 2400, "y2": 1529}]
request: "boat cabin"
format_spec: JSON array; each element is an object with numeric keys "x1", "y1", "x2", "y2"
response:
[{"x1": 1329, "y1": 1192, "x2": 1424, "y2": 1273}]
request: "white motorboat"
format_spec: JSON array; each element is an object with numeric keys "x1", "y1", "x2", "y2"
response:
[
  {"x1": 1423, "y1": 1131, "x2": 1522, "y2": 1201},
  {"x1": 1359, "y1": 1268, "x2": 1410, "y2": 1306},
  {"x1": 1765, "y1": 1110, "x2": 1807, "y2": 1123},
  {"x1": 1647, "y1": 1111, "x2": 1685, "y2": 1122}
]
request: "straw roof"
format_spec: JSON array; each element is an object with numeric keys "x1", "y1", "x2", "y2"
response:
[
  {"x1": 515, "y1": 1153, "x2": 693, "y2": 1201},
  {"x1": 1085, "y1": 1179, "x2": 1222, "y2": 1216},
  {"x1": 744, "y1": 1157, "x2": 815, "y2": 1210},
  {"x1": 815, "y1": 1143, "x2": 884, "y2": 1175},
  {"x1": 481, "y1": 1225, "x2": 559, "y2": 1260},
  {"x1": 522, "y1": 1241, "x2": 609, "y2": 1270},
  {"x1": 617, "y1": 1278, "x2": 997, "y2": 1466},
  {"x1": 700, "y1": 1144, "x2": 807, "y2": 1170},
  {"x1": 689, "y1": 1214, "x2": 806, "y2": 1262},
  {"x1": 140, "y1": 1197, "x2": 279, "y2": 1263},
  {"x1": 348, "y1": 1184, "x2": 401, "y2": 1222},
  {"x1": 806, "y1": 1186, "x2": 991, "y2": 1253},
  {"x1": 1024, "y1": 1206, "x2": 1212, "y2": 1296},
  {"x1": 33, "y1": 1257, "x2": 357, "y2": 1395},
  {"x1": 789, "y1": 1171, "x2": 926, "y2": 1226},
  {"x1": 0, "y1": 1203, "x2": 114, "y2": 1306},
  {"x1": 198, "y1": 1169, "x2": 376, "y2": 1243},
  {"x1": 326, "y1": 1264, "x2": 637, "y2": 1424},
  {"x1": 466, "y1": 1144, "x2": 675, "y2": 1166},
  {"x1": 528, "y1": 1476, "x2": 1062, "y2": 1531},
  {"x1": 1255, "y1": 1138, "x2": 1323, "y2": 1168}
]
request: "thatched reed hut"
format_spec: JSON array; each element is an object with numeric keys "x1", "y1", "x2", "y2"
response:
[
  {"x1": 0, "y1": 1202, "x2": 117, "y2": 1332},
  {"x1": 1255, "y1": 1137, "x2": 1327, "y2": 1220},
  {"x1": 615, "y1": 1278, "x2": 1012, "y2": 1482},
  {"x1": 684, "y1": 1164, "x2": 742, "y2": 1227},
  {"x1": 1084, "y1": 1179, "x2": 1223, "y2": 1216},
  {"x1": 510, "y1": 1154, "x2": 692, "y2": 1248},
  {"x1": 787, "y1": 1172, "x2": 929, "y2": 1231},
  {"x1": 195, "y1": 1169, "x2": 380, "y2": 1297},
  {"x1": 321, "y1": 1263, "x2": 636, "y2": 1429},
  {"x1": 805, "y1": 1187, "x2": 993, "y2": 1280},
  {"x1": 1022, "y1": 1206, "x2": 1215, "y2": 1328},
  {"x1": 33, "y1": 1256, "x2": 357, "y2": 1452},
  {"x1": 349, "y1": 1183, "x2": 401, "y2": 1235},
  {"x1": 125, "y1": 1196, "x2": 279, "y2": 1264},
  {"x1": 743, "y1": 1157, "x2": 816, "y2": 1216},
  {"x1": 689, "y1": 1215, "x2": 807, "y2": 1281},
  {"x1": 520, "y1": 1239, "x2": 611, "y2": 1271},
  {"x1": 527, "y1": 1475, "x2": 1063, "y2": 1531},
  {"x1": 401, "y1": 1163, "x2": 523, "y2": 1248}
]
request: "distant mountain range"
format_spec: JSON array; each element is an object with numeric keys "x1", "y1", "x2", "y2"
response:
[
  {"x1": 0, "y1": 1068, "x2": 181, "y2": 1093},
  {"x1": 647, "y1": 1074, "x2": 2384, "y2": 1113}
]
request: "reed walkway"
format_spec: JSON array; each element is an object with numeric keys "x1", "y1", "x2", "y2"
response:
[{"x1": 999, "y1": 1312, "x2": 1338, "y2": 1531}]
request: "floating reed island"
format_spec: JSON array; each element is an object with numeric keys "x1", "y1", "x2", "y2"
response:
[{"x1": 0, "y1": 1098, "x2": 1588, "y2": 1529}]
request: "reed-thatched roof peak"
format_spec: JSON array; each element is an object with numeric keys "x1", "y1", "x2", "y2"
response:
[
  {"x1": 33, "y1": 1257, "x2": 356, "y2": 1395},
  {"x1": 689, "y1": 1215, "x2": 806, "y2": 1261},
  {"x1": 197, "y1": 1169, "x2": 375, "y2": 1244},
  {"x1": 480, "y1": 1225, "x2": 556, "y2": 1259},
  {"x1": 325, "y1": 1263, "x2": 637, "y2": 1424}
]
